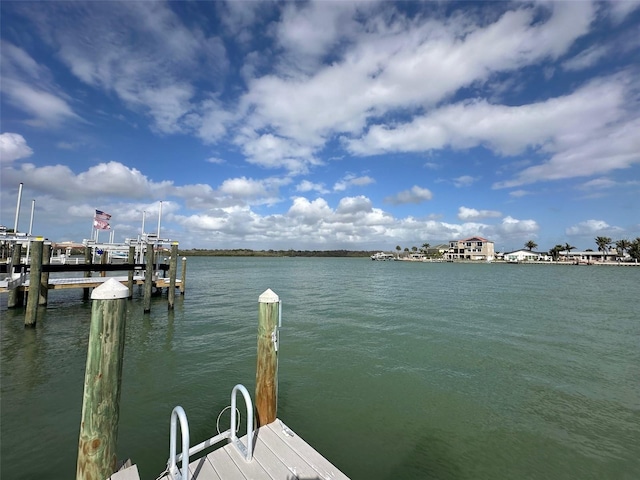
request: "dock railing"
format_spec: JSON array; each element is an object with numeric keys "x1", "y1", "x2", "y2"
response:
[{"x1": 168, "y1": 384, "x2": 254, "y2": 480}]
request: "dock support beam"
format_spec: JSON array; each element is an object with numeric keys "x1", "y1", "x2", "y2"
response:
[
  {"x1": 256, "y1": 289, "x2": 280, "y2": 427},
  {"x1": 76, "y1": 279, "x2": 128, "y2": 480},
  {"x1": 180, "y1": 257, "x2": 187, "y2": 295},
  {"x1": 168, "y1": 243, "x2": 178, "y2": 309},
  {"x1": 8, "y1": 243, "x2": 24, "y2": 309},
  {"x1": 143, "y1": 244, "x2": 154, "y2": 313},
  {"x1": 39, "y1": 243, "x2": 51, "y2": 306},
  {"x1": 127, "y1": 246, "x2": 135, "y2": 299},
  {"x1": 83, "y1": 247, "x2": 92, "y2": 301},
  {"x1": 25, "y1": 238, "x2": 43, "y2": 328}
]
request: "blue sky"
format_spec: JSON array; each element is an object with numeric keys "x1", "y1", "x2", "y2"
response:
[{"x1": 1, "y1": 1, "x2": 639, "y2": 251}]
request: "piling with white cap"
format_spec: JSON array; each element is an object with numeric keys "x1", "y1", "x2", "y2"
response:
[
  {"x1": 256, "y1": 288, "x2": 281, "y2": 427},
  {"x1": 77, "y1": 278, "x2": 128, "y2": 480}
]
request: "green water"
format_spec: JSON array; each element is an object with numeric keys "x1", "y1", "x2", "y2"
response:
[{"x1": 1, "y1": 258, "x2": 639, "y2": 479}]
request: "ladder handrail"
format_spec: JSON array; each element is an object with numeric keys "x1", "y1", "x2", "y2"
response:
[
  {"x1": 167, "y1": 384, "x2": 255, "y2": 480},
  {"x1": 168, "y1": 406, "x2": 190, "y2": 480},
  {"x1": 230, "y1": 384, "x2": 254, "y2": 462}
]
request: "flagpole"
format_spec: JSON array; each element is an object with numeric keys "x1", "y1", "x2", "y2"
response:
[
  {"x1": 157, "y1": 201, "x2": 162, "y2": 239},
  {"x1": 13, "y1": 182, "x2": 23, "y2": 234}
]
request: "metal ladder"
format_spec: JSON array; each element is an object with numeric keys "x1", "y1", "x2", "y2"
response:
[{"x1": 167, "y1": 384, "x2": 254, "y2": 480}]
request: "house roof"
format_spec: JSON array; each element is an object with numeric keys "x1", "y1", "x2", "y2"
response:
[
  {"x1": 504, "y1": 249, "x2": 546, "y2": 255},
  {"x1": 458, "y1": 236, "x2": 491, "y2": 243}
]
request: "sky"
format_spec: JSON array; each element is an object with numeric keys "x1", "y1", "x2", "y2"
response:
[{"x1": 1, "y1": 0, "x2": 639, "y2": 252}]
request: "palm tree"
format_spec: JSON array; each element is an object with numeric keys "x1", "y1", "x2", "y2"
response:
[
  {"x1": 411, "y1": 246, "x2": 418, "y2": 253},
  {"x1": 628, "y1": 238, "x2": 640, "y2": 261},
  {"x1": 615, "y1": 239, "x2": 631, "y2": 257},
  {"x1": 395, "y1": 245, "x2": 401, "y2": 257},
  {"x1": 563, "y1": 242, "x2": 575, "y2": 260},
  {"x1": 422, "y1": 242, "x2": 430, "y2": 252},
  {"x1": 524, "y1": 240, "x2": 537, "y2": 251},
  {"x1": 549, "y1": 244, "x2": 563, "y2": 261},
  {"x1": 595, "y1": 236, "x2": 612, "y2": 261}
]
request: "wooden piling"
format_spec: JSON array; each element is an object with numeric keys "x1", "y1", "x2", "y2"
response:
[
  {"x1": 143, "y1": 244, "x2": 154, "y2": 313},
  {"x1": 127, "y1": 246, "x2": 135, "y2": 299},
  {"x1": 8, "y1": 243, "x2": 23, "y2": 308},
  {"x1": 180, "y1": 257, "x2": 187, "y2": 295},
  {"x1": 168, "y1": 242, "x2": 178, "y2": 310},
  {"x1": 76, "y1": 278, "x2": 128, "y2": 480},
  {"x1": 100, "y1": 251, "x2": 107, "y2": 277},
  {"x1": 25, "y1": 238, "x2": 43, "y2": 328},
  {"x1": 255, "y1": 288, "x2": 280, "y2": 427},
  {"x1": 39, "y1": 243, "x2": 51, "y2": 306},
  {"x1": 83, "y1": 246, "x2": 92, "y2": 301}
]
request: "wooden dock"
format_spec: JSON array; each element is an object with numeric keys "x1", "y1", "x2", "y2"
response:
[
  {"x1": 111, "y1": 418, "x2": 349, "y2": 480},
  {"x1": 0, "y1": 274, "x2": 179, "y2": 293}
]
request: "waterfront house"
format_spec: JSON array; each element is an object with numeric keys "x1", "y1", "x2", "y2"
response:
[
  {"x1": 446, "y1": 236, "x2": 495, "y2": 261},
  {"x1": 504, "y1": 249, "x2": 550, "y2": 263}
]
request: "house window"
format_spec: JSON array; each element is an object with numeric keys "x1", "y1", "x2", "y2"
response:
[
  {"x1": 466, "y1": 242, "x2": 472, "y2": 247},
  {"x1": 477, "y1": 242, "x2": 483, "y2": 247}
]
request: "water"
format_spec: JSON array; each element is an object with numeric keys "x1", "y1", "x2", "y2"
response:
[{"x1": 1, "y1": 258, "x2": 639, "y2": 480}]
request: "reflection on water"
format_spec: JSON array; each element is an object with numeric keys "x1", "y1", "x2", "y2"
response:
[{"x1": 2, "y1": 259, "x2": 639, "y2": 480}]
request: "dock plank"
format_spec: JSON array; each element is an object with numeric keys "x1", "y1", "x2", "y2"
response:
[{"x1": 182, "y1": 418, "x2": 349, "y2": 480}]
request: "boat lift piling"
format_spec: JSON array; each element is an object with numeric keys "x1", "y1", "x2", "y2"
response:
[
  {"x1": 8, "y1": 243, "x2": 24, "y2": 308},
  {"x1": 39, "y1": 243, "x2": 51, "y2": 306},
  {"x1": 24, "y1": 238, "x2": 43, "y2": 328}
]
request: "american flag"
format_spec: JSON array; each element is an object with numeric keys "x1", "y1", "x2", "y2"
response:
[
  {"x1": 93, "y1": 219, "x2": 111, "y2": 230},
  {"x1": 94, "y1": 209, "x2": 111, "y2": 221}
]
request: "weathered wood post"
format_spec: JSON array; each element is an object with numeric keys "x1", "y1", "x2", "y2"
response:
[
  {"x1": 143, "y1": 243, "x2": 154, "y2": 313},
  {"x1": 83, "y1": 246, "x2": 93, "y2": 301},
  {"x1": 100, "y1": 251, "x2": 107, "y2": 277},
  {"x1": 39, "y1": 243, "x2": 51, "y2": 306},
  {"x1": 25, "y1": 238, "x2": 43, "y2": 328},
  {"x1": 168, "y1": 242, "x2": 178, "y2": 309},
  {"x1": 127, "y1": 246, "x2": 135, "y2": 299},
  {"x1": 180, "y1": 257, "x2": 187, "y2": 295},
  {"x1": 76, "y1": 278, "x2": 128, "y2": 480},
  {"x1": 8, "y1": 242, "x2": 24, "y2": 308},
  {"x1": 255, "y1": 288, "x2": 280, "y2": 427}
]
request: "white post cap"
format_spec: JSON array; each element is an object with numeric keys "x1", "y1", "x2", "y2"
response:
[
  {"x1": 91, "y1": 278, "x2": 129, "y2": 300},
  {"x1": 259, "y1": 288, "x2": 279, "y2": 303}
]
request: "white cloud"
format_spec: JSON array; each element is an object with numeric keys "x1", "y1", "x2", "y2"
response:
[
  {"x1": 578, "y1": 178, "x2": 617, "y2": 190},
  {"x1": 0, "y1": 42, "x2": 81, "y2": 127},
  {"x1": 566, "y1": 219, "x2": 623, "y2": 236},
  {"x1": 453, "y1": 175, "x2": 478, "y2": 188},
  {"x1": 457, "y1": 207, "x2": 502, "y2": 221},
  {"x1": 21, "y1": 2, "x2": 228, "y2": 135},
  {"x1": 384, "y1": 186, "x2": 433, "y2": 205},
  {"x1": 296, "y1": 180, "x2": 329, "y2": 194},
  {"x1": 495, "y1": 216, "x2": 539, "y2": 237},
  {"x1": 241, "y1": 2, "x2": 595, "y2": 163},
  {"x1": 0, "y1": 133, "x2": 33, "y2": 163},
  {"x1": 2, "y1": 161, "x2": 172, "y2": 200},
  {"x1": 562, "y1": 44, "x2": 609, "y2": 71},
  {"x1": 333, "y1": 174, "x2": 375, "y2": 192},
  {"x1": 509, "y1": 190, "x2": 531, "y2": 198}
]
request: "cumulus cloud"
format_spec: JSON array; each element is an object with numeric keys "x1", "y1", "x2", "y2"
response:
[
  {"x1": 333, "y1": 174, "x2": 375, "y2": 192},
  {"x1": 384, "y1": 186, "x2": 433, "y2": 205},
  {"x1": 453, "y1": 175, "x2": 479, "y2": 188},
  {"x1": 1, "y1": 161, "x2": 172, "y2": 200},
  {"x1": 296, "y1": 180, "x2": 329, "y2": 194},
  {"x1": 0, "y1": 132, "x2": 33, "y2": 163},
  {"x1": 495, "y1": 216, "x2": 539, "y2": 237},
  {"x1": 566, "y1": 219, "x2": 623, "y2": 236},
  {"x1": 457, "y1": 207, "x2": 502, "y2": 220}
]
